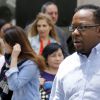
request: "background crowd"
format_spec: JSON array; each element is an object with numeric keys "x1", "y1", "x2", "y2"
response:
[{"x1": 0, "y1": 1, "x2": 100, "y2": 100}]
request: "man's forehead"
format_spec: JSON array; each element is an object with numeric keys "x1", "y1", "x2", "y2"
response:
[
  {"x1": 75, "y1": 9, "x2": 93, "y2": 17},
  {"x1": 71, "y1": 14, "x2": 95, "y2": 26},
  {"x1": 46, "y1": 4, "x2": 58, "y2": 12},
  {"x1": 72, "y1": 9, "x2": 94, "y2": 22}
]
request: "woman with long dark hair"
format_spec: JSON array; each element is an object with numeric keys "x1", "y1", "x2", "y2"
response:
[{"x1": 0, "y1": 26, "x2": 45, "y2": 100}]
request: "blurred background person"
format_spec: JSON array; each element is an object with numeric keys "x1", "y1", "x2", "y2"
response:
[
  {"x1": 39, "y1": 43, "x2": 65, "y2": 100},
  {"x1": 0, "y1": 5, "x2": 13, "y2": 28},
  {"x1": 0, "y1": 5, "x2": 13, "y2": 43},
  {"x1": 27, "y1": 13, "x2": 60, "y2": 55},
  {"x1": 0, "y1": 6, "x2": 15, "y2": 100},
  {"x1": 41, "y1": 1, "x2": 69, "y2": 56},
  {"x1": 0, "y1": 6, "x2": 13, "y2": 71}
]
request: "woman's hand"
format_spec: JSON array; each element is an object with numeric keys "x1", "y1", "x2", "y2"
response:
[
  {"x1": 39, "y1": 77, "x2": 46, "y2": 86},
  {"x1": 11, "y1": 43, "x2": 21, "y2": 58},
  {"x1": 10, "y1": 44, "x2": 21, "y2": 68}
]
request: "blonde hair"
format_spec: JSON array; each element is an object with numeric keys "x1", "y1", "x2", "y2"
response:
[{"x1": 28, "y1": 12, "x2": 59, "y2": 42}]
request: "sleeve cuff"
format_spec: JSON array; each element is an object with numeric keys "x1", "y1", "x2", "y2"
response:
[{"x1": 5, "y1": 67, "x2": 19, "y2": 77}]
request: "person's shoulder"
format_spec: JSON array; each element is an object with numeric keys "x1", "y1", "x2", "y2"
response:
[
  {"x1": 50, "y1": 37, "x2": 57, "y2": 43},
  {"x1": 19, "y1": 59, "x2": 38, "y2": 69},
  {"x1": 57, "y1": 52, "x2": 80, "y2": 78},
  {"x1": 21, "y1": 59, "x2": 36, "y2": 65},
  {"x1": 55, "y1": 25, "x2": 64, "y2": 33},
  {"x1": 29, "y1": 35, "x2": 39, "y2": 43},
  {"x1": 55, "y1": 25, "x2": 66, "y2": 40},
  {"x1": 25, "y1": 23, "x2": 32, "y2": 32},
  {"x1": 31, "y1": 35, "x2": 39, "y2": 39},
  {"x1": 60, "y1": 52, "x2": 79, "y2": 66}
]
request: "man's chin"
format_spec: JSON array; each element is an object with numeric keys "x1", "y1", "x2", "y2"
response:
[
  {"x1": 75, "y1": 49, "x2": 83, "y2": 53},
  {"x1": 76, "y1": 50, "x2": 90, "y2": 56}
]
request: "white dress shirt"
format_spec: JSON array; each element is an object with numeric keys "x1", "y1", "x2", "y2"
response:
[{"x1": 50, "y1": 43, "x2": 100, "y2": 100}]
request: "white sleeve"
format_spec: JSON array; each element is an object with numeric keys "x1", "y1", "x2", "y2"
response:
[{"x1": 50, "y1": 72, "x2": 65, "y2": 100}]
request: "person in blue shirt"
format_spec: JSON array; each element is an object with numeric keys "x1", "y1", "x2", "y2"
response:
[
  {"x1": 50, "y1": 4, "x2": 100, "y2": 100},
  {"x1": 0, "y1": 26, "x2": 45, "y2": 100}
]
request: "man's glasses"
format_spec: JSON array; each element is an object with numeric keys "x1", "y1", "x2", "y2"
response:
[{"x1": 69, "y1": 24, "x2": 100, "y2": 32}]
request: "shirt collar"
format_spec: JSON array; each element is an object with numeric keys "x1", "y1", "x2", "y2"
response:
[{"x1": 77, "y1": 43, "x2": 100, "y2": 57}]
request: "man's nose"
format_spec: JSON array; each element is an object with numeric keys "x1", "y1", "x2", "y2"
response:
[{"x1": 72, "y1": 28, "x2": 80, "y2": 36}]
